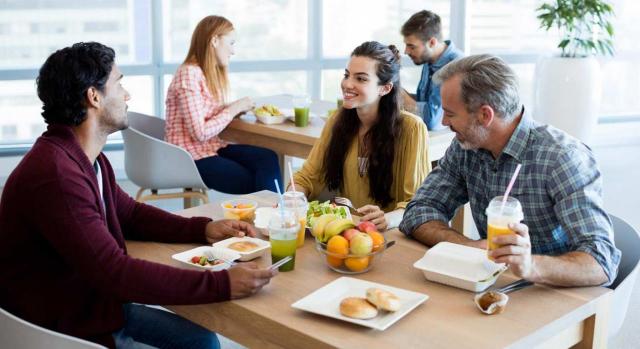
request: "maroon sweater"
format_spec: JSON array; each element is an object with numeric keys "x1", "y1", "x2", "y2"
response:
[{"x1": 0, "y1": 125, "x2": 230, "y2": 348}]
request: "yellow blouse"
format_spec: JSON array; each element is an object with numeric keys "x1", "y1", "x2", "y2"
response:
[{"x1": 293, "y1": 111, "x2": 431, "y2": 212}]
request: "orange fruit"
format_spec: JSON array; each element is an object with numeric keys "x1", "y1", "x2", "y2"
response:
[
  {"x1": 326, "y1": 255, "x2": 343, "y2": 268},
  {"x1": 326, "y1": 236, "x2": 349, "y2": 268},
  {"x1": 344, "y1": 257, "x2": 370, "y2": 272},
  {"x1": 367, "y1": 231, "x2": 385, "y2": 252},
  {"x1": 327, "y1": 236, "x2": 349, "y2": 256}
]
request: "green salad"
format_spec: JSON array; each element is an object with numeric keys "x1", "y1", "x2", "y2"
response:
[{"x1": 306, "y1": 200, "x2": 349, "y2": 227}]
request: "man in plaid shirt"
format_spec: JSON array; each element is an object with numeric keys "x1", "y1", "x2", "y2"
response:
[{"x1": 400, "y1": 54, "x2": 620, "y2": 287}]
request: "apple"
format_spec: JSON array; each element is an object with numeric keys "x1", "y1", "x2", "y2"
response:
[
  {"x1": 342, "y1": 228, "x2": 360, "y2": 241},
  {"x1": 357, "y1": 221, "x2": 377, "y2": 233},
  {"x1": 350, "y1": 233, "x2": 373, "y2": 256}
]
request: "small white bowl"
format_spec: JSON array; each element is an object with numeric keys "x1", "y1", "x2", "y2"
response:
[
  {"x1": 256, "y1": 114, "x2": 286, "y2": 124},
  {"x1": 212, "y1": 236, "x2": 271, "y2": 261}
]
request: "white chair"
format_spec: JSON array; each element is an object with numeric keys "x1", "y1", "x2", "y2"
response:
[
  {"x1": 0, "y1": 307, "x2": 106, "y2": 349},
  {"x1": 122, "y1": 112, "x2": 209, "y2": 208},
  {"x1": 608, "y1": 214, "x2": 640, "y2": 339}
]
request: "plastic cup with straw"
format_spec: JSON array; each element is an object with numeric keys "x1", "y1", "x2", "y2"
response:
[
  {"x1": 285, "y1": 162, "x2": 308, "y2": 247},
  {"x1": 270, "y1": 179, "x2": 298, "y2": 271},
  {"x1": 288, "y1": 162, "x2": 297, "y2": 193},
  {"x1": 274, "y1": 179, "x2": 285, "y2": 219},
  {"x1": 486, "y1": 164, "x2": 524, "y2": 261}
]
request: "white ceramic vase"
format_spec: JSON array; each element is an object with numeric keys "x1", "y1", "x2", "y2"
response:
[{"x1": 534, "y1": 56, "x2": 602, "y2": 144}]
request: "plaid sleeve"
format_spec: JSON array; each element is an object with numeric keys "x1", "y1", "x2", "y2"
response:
[
  {"x1": 400, "y1": 142, "x2": 469, "y2": 237},
  {"x1": 176, "y1": 67, "x2": 234, "y2": 142},
  {"x1": 548, "y1": 147, "x2": 621, "y2": 285}
]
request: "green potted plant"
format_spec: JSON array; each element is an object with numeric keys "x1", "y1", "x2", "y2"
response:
[
  {"x1": 537, "y1": 0, "x2": 614, "y2": 57},
  {"x1": 533, "y1": 0, "x2": 615, "y2": 144}
]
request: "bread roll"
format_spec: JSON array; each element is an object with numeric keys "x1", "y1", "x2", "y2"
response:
[
  {"x1": 366, "y1": 287, "x2": 400, "y2": 312},
  {"x1": 339, "y1": 297, "x2": 378, "y2": 319}
]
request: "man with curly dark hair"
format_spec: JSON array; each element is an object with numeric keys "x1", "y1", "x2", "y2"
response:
[{"x1": 0, "y1": 42, "x2": 277, "y2": 349}]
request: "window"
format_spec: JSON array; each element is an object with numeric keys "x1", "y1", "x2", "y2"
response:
[
  {"x1": 0, "y1": 1, "x2": 154, "y2": 145},
  {"x1": 322, "y1": 0, "x2": 450, "y2": 58},
  {"x1": 0, "y1": 0, "x2": 151, "y2": 69},
  {"x1": 0, "y1": 80, "x2": 41, "y2": 144},
  {"x1": 164, "y1": 0, "x2": 308, "y2": 62},
  {"x1": 469, "y1": 0, "x2": 558, "y2": 55},
  {"x1": 468, "y1": 0, "x2": 640, "y2": 120},
  {"x1": 0, "y1": 0, "x2": 638, "y2": 149}
]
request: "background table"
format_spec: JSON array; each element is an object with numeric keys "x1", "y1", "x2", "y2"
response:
[
  {"x1": 127, "y1": 191, "x2": 611, "y2": 349},
  {"x1": 220, "y1": 94, "x2": 454, "y2": 165}
]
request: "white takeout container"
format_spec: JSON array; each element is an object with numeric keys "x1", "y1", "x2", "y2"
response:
[
  {"x1": 211, "y1": 236, "x2": 270, "y2": 261},
  {"x1": 171, "y1": 246, "x2": 241, "y2": 271},
  {"x1": 413, "y1": 242, "x2": 506, "y2": 292}
]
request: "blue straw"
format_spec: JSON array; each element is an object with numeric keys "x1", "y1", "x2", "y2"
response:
[{"x1": 274, "y1": 179, "x2": 285, "y2": 219}]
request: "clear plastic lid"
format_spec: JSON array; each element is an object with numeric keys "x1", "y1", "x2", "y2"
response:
[
  {"x1": 283, "y1": 191, "x2": 309, "y2": 217},
  {"x1": 268, "y1": 209, "x2": 299, "y2": 240},
  {"x1": 485, "y1": 196, "x2": 524, "y2": 223}
]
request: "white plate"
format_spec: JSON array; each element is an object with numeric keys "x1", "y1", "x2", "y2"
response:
[
  {"x1": 291, "y1": 277, "x2": 429, "y2": 331},
  {"x1": 171, "y1": 246, "x2": 241, "y2": 271},
  {"x1": 413, "y1": 242, "x2": 506, "y2": 292},
  {"x1": 211, "y1": 236, "x2": 271, "y2": 261}
]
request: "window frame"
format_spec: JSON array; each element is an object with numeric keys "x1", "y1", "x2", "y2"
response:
[{"x1": 0, "y1": 0, "x2": 637, "y2": 155}]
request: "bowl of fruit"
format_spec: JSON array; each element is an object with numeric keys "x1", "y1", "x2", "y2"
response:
[
  {"x1": 313, "y1": 216, "x2": 388, "y2": 274},
  {"x1": 221, "y1": 199, "x2": 258, "y2": 224}
]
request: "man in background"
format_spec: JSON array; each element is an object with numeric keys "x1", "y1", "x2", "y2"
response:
[{"x1": 401, "y1": 10, "x2": 464, "y2": 130}]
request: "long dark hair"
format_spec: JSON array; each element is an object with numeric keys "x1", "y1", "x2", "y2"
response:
[{"x1": 323, "y1": 41, "x2": 402, "y2": 207}]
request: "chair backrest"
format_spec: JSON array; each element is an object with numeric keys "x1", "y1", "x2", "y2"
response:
[
  {"x1": 122, "y1": 112, "x2": 208, "y2": 190},
  {"x1": 608, "y1": 214, "x2": 640, "y2": 338},
  {"x1": 0, "y1": 307, "x2": 106, "y2": 349},
  {"x1": 127, "y1": 111, "x2": 165, "y2": 140}
]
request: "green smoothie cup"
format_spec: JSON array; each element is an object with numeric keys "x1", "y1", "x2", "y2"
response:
[{"x1": 293, "y1": 95, "x2": 310, "y2": 127}]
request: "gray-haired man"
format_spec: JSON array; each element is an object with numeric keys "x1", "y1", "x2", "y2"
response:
[{"x1": 400, "y1": 54, "x2": 620, "y2": 287}]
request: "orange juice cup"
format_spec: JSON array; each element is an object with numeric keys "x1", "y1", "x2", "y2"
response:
[
  {"x1": 296, "y1": 217, "x2": 307, "y2": 247},
  {"x1": 485, "y1": 196, "x2": 523, "y2": 260}
]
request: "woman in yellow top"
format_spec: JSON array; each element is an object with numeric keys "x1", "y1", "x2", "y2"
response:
[{"x1": 291, "y1": 41, "x2": 431, "y2": 231}]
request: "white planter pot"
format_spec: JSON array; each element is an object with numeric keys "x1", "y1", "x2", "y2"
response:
[{"x1": 534, "y1": 56, "x2": 602, "y2": 144}]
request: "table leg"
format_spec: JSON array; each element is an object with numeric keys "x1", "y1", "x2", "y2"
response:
[{"x1": 574, "y1": 291, "x2": 610, "y2": 349}]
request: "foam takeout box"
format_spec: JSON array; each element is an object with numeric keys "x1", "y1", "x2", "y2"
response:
[
  {"x1": 211, "y1": 236, "x2": 270, "y2": 261},
  {"x1": 413, "y1": 242, "x2": 506, "y2": 292}
]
